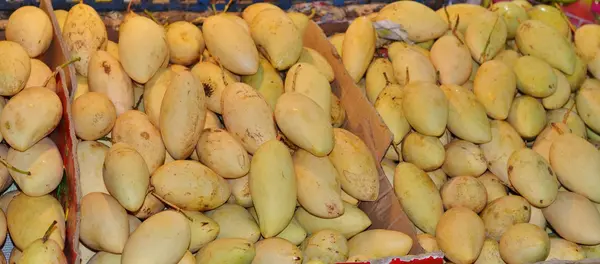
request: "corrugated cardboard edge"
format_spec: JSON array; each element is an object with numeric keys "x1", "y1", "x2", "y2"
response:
[
  {"x1": 38, "y1": 1, "x2": 81, "y2": 263},
  {"x1": 303, "y1": 21, "x2": 424, "y2": 254}
]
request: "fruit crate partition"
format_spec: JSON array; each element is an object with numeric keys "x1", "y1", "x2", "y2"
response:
[{"x1": 0, "y1": 0, "x2": 397, "y2": 12}]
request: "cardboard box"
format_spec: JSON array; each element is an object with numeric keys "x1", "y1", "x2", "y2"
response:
[
  {"x1": 46, "y1": 8, "x2": 425, "y2": 263},
  {"x1": 76, "y1": 14, "x2": 424, "y2": 257},
  {"x1": 0, "y1": 0, "x2": 79, "y2": 262},
  {"x1": 303, "y1": 20, "x2": 423, "y2": 254}
]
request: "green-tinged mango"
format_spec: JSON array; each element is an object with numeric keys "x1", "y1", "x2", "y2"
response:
[
  {"x1": 516, "y1": 20, "x2": 576, "y2": 75},
  {"x1": 394, "y1": 162, "x2": 443, "y2": 235},
  {"x1": 441, "y1": 84, "x2": 491, "y2": 143},
  {"x1": 491, "y1": 2, "x2": 528, "y2": 39}
]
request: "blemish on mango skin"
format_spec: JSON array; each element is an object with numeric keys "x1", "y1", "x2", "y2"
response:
[
  {"x1": 140, "y1": 131, "x2": 149, "y2": 140},
  {"x1": 101, "y1": 61, "x2": 111, "y2": 74},
  {"x1": 203, "y1": 83, "x2": 214, "y2": 97}
]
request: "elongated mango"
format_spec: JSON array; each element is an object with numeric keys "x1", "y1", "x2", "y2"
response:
[
  {"x1": 430, "y1": 35, "x2": 472, "y2": 85},
  {"x1": 527, "y1": 5, "x2": 571, "y2": 39},
  {"x1": 295, "y1": 202, "x2": 371, "y2": 238},
  {"x1": 514, "y1": 56, "x2": 557, "y2": 98},
  {"x1": 491, "y1": 2, "x2": 528, "y2": 39},
  {"x1": 275, "y1": 92, "x2": 334, "y2": 157},
  {"x1": 473, "y1": 60, "x2": 517, "y2": 120},
  {"x1": 242, "y1": 2, "x2": 279, "y2": 24},
  {"x1": 391, "y1": 48, "x2": 437, "y2": 86},
  {"x1": 366, "y1": 58, "x2": 397, "y2": 103},
  {"x1": 480, "y1": 120, "x2": 525, "y2": 187},
  {"x1": 342, "y1": 17, "x2": 376, "y2": 83},
  {"x1": 402, "y1": 82, "x2": 448, "y2": 137},
  {"x1": 507, "y1": 148, "x2": 558, "y2": 207},
  {"x1": 285, "y1": 63, "x2": 332, "y2": 118},
  {"x1": 297, "y1": 47, "x2": 335, "y2": 82},
  {"x1": 121, "y1": 211, "x2": 191, "y2": 264},
  {"x1": 550, "y1": 133, "x2": 600, "y2": 203},
  {"x1": 465, "y1": 12, "x2": 508, "y2": 63},
  {"x1": 394, "y1": 162, "x2": 443, "y2": 235},
  {"x1": 441, "y1": 84, "x2": 491, "y2": 143},
  {"x1": 516, "y1": 20, "x2": 576, "y2": 75},
  {"x1": 293, "y1": 149, "x2": 344, "y2": 219},
  {"x1": 203, "y1": 15, "x2": 259, "y2": 75},
  {"x1": 507, "y1": 95, "x2": 547, "y2": 139},
  {"x1": 577, "y1": 79, "x2": 600, "y2": 133},
  {"x1": 348, "y1": 230, "x2": 412, "y2": 258},
  {"x1": 250, "y1": 140, "x2": 297, "y2": 238},
  {"x1": 160, "y1": 70, "x2": 206, "y2": 160},
  {"x1": 374, "y1": 84, "x2": 410, "y2": 145},
  {"x1": 436, "y1": 207, "x2": 485, "y2": 264},
  {"x1": 119, "y1": 15, "x2": 168, "y2": 84},
  {"x1": 62, "y1": 3, "x2": 107, "y2": 77},
  {"x1": 251, "y1": 8, "x2": 303, "y2": 71},
  {"x1": 221, "y1": 83, "x2": 277, "y2": 154},
  {"x1": 542, "y1": 192, "x2": 600, "y2": 245},
  {"x1": 377, "y1": 1, "x2": 447, "y2": 42},
  {"x1": 328, "y1": 128, "x2": 379, "y2": 201}
]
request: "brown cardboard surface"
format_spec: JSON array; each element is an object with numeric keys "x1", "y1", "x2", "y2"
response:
[
  {"x1": 1, "y1": 0, "x2": 80, "y2": 263},
  {"x1": 63, "y1": 13, "x2": 422, "y2": 255},
  {"x1": 303, "y1": 21, "x2": 423, "y2": 254}
]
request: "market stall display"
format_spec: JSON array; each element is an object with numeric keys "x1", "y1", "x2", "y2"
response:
[
  {"x1": 49, "y1": 1, "x2": 434, "y2": 263},
  {"x1": 1, "y1": 0, "x2": 600, "y2": 263},
  {"x1": 328, "y1": 0, "x2": 600, "y2": 263}
]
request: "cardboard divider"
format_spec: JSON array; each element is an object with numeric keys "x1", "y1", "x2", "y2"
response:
[
  {"x1": 0, "y1": 0, "x2": 80, "y2": 263},
  {"x1": 303, "y1": 21, "x2": 423, "y2": 254},
  {"x1": 58, "y1": 11, "x2": 423, "y2": 257}
]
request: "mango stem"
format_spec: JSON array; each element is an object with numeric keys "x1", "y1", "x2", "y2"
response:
[
  {"x1": 144, "y1": 9, "x2": 161, "y2": 25},
  {"x1": 308, "y1": 8, "x2": 317, "y2": 19},
  {"x1": 382, "y1": 72, "x2": 391, "y2": 85},
  {"x1": 452, "y1": 15, "x2": 464, "y2": 44},
  {"x1": 150, "y1": 192, "x2": 193, "y2": 221},
  {"x1": 480, "y1": 16, "x2": 500, "y2": 62},
  {"x1": 562, "y1": 102, "x2": 576, "y2": 125},
  {"x1": 42, "y1": 220, "x2": 58, "y2": 243},
  {"x1": 97, "y1": 136, "x2": 112, "y2": 142},
  {"x1": 553, "y1": 2, "x2": 577, "y2": 33},
  {"x1": 134, "y1": 93, "x2": 144, "y2": 110},
  {"x1": 127, "y1": 0, "x2": 134, "y2": 13},
  {"x1": 43, "y1": 57, "x2": 81, "y2": 88},
  {"x1": 551, "y1": 123, "x2": 566, "y2": 135},
  {"x1": 0, "y1": 157, "x2": 31, "y2": 175},
  {"x1": 214, "y1": 57, "x2": 229, "y2": 86},
  {"x1": 443, "y1": 5, "x2": 452, "y2": 29},
  {"x1": 222, "y1": 0, "x2": 234, "y2": 13}
]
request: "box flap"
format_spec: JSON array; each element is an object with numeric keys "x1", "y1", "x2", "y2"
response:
[{"x1": 303, "y1": 21, "x2": 423, "y2": 254}]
